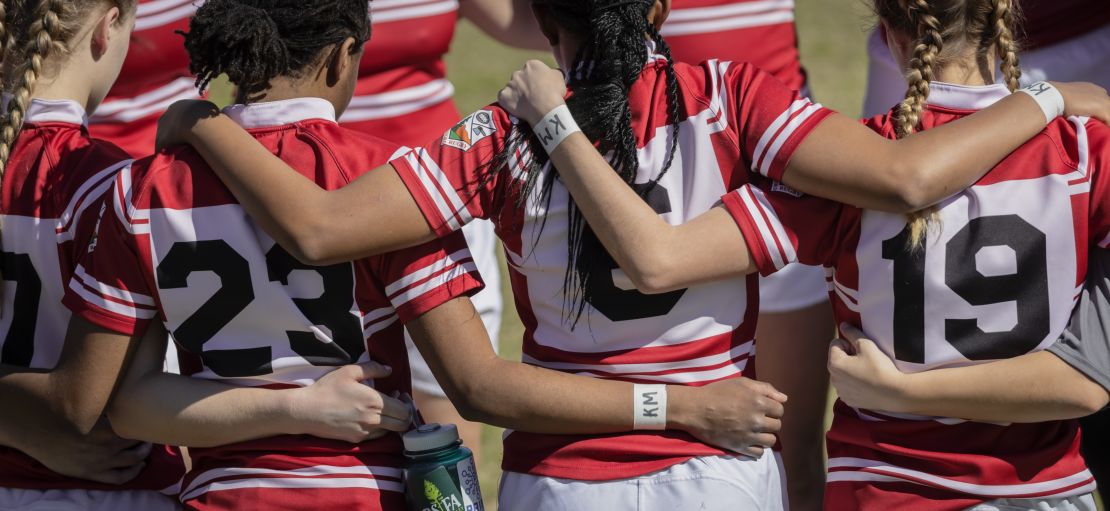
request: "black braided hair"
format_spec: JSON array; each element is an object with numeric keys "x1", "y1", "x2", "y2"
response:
[
  {"x1": 183, "y1": 0, "x2": 370, "y2": 102},
  {"x1": 493, "y1": 0, "x2": 684, "y2": 326}
]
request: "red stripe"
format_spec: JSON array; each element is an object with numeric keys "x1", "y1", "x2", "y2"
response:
[
  {"x1": 524, "y1": 328, "x2": 750, "y2": 366},
  {"x1": 562, "y1": 351, "x2": 751, "y2": 379},
  {"x1": 741, "y1": 186, "x2": 790, "y2": 267}
]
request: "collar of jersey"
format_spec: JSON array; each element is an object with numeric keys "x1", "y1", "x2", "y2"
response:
[
  {"x1": 927, "y1": 81, "x2": 1011, "y2": 111},
  {"x1": 7, "y1": 97, "x2": 90, "y2": 127},
  {"x1": 567, "y1": 40, "x2": 668, "y2": 82},
  {"x1": 223, "y1": 97, "x2": 337, "y2": 129}
]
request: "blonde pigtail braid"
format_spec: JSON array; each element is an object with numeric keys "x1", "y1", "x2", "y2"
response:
[
  {"x1": 897, "y1": 0, "x2": 944, "y2": 247},
  {"x1": 991, "y1": 0, "x2": 1021, "y2": 92}
]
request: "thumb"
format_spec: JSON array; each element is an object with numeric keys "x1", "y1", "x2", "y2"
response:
[
  {"x1": 854, "y1": 337, "x2": 884, "y2": 358},
  {"x1": 838, "y1": 323, "x2": 867, "y2": 352},
  {"x1": 828, "y1": 338, "x2": 853, "y2": 370},
  {"x1": 349, "y1": 361, "x2": 393, "y2": 381}
]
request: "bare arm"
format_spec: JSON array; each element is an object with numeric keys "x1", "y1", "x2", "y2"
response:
[
  {"x1": 829, "y1": 325, "x2": 1109, "y2": 423},
  {"x1": 407, "y1": 296, "x2": 788, "y2": 457},
  {"x1": 459, "y1": 0, "x2": 550, "y2": 50},
  {"x1": 494, "y1": 61, "x2": 1110, "y2": 293},
  {"x1": 108, "y1": 324, "x2": 412, "y2": 447}
]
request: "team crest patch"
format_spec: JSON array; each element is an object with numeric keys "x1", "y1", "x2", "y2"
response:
[
  {"x1": 772, "y1": 181, "x2": 803, "y2": 198},
  {"x1": 443, "y1": 110, "x2": 497, "y2": 151}
]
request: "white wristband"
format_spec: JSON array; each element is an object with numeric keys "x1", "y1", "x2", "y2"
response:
[
  {"x1": 535, "y1": 104, "x2": 581, "y2": 153},
  {"x1": 633, "y1": 384, "x2": 668, "y2": 430},
  {"x1": 1016, "y1": 81, "x2": 1065, "y2": 124}
]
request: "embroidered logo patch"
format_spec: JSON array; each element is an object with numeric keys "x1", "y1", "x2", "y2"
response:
[
  {"x1": 772, "y1": 181, "x2": 804, "y2": 198},
  {"x1": 443, "y1": 110, "x2": 497, "y2": 151}
]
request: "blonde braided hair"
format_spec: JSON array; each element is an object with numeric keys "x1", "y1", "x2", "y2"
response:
[{"x1": 991, "y1": 0, "x2": 1021, "y2": 92}]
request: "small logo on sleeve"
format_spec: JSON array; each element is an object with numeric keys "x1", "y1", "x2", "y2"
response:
[
  {"x1": 771, "y1": 181, "x2": 803, "y2": 197},
  {"x1": 443, "y1": 111, "x2": 498, "y2": 152}
]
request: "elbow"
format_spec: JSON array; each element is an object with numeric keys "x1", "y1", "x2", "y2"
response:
[
  {"x1": 287, "y1": 237, "x2": 334, "y2": 266},
  {"x1": 625, "y1": 254, "x2": 686, "y2": 295},
  {"x1": 1075, "y1": 384, "x2": 1110, "y2": 417},
  {"x1": 883, "y1": 162, "x2": 937, "y2": 213}
]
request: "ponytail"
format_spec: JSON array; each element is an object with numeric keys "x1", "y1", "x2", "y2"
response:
[{"x1": 991, "y1": 0, "x2": 1021, "y2": 92}]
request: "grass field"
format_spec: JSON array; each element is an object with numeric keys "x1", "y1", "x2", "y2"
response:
[{"x1": 442, "y1": 1, "x2": 875, "y2": 505}]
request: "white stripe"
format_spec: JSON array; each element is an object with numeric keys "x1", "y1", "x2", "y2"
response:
[
  {"x1": 1100, "y1": 231, "x2": 1110, "y2": 249},
  {"x1": 390, "y1": 261, "x2": 478, "y2": 308},
  {"x1": 371, "y1": 0, "x2": 457, "y2": 23},
  {"x1": 55, "y1": 160, "x2": 131, "y2": 241},
  {"x1": 418, "y1": 148, "x2": 474, "y2": 225},
  {"x1": 832, "y1": 286, "x2": 860, "y2": 312},
  {"x1": 69, "y1": 277, "x2": 157, "y2": 319},
  {"x1": 181, "y1": 477, "x2": 403, "y2": 502},
  {"x1": 1069, "y1": 116, "x2": 1091, "y2": 177},
  {"x1": 340, "y1": 80, "x2": 455, "y2": 122},
  {"x1": 403, "y1": 152, "x2": 460, "y2": 231},
  {"x1": 385, "y1": 248, "x2": 472, "y2": 295},
  {"x1": 566, "y1": 361, "x2": 747, "y2": 384},
  {"x1": 523, "y1": 341, "x2": 753, "y2": 374},
  {"x1": 662, "y1": 10, "x2": 794, "y2": 37},
  {"x1": 75, "y1": 264, "x2": 156, "y2": 306},
  {"x1": 91, "y1": 78, "x2": 199, "y2": 123},
  {"x1": 737, "y1": 188, "x2": 785, "y2": 269},
  {"x1": 750, "y1": 99, "x2": 808, "y2": 176},
  {"x1": 360, "y1": 307, "x2": 396, "y2": 330},
  {"x1": 665, "y1": 0, "x2": 792, "y2": 21},
  {"x1": 832, "y1": 279, "x2": 858, "y2": 301},
  {"x1": 365, "y1": 314, "x2": 399, "y2": 336},
  {"x1": 182, "y1": 465, "x2": 401, "y2": 498},
  {"x1": 827, "y1": 457, "x2": 1095, "y2": 497},
  {"x1": 759, "y1": 103, "x2": 822, "y2": 176},
  {"x1": 746, "y1": 186, "x2": 797, "y2": 263},
  {"x1": 1069, "y1": 182, "x2": 1090, "y2": 195},
  {"x1": 135, "y1": 3, "x2": 199, "y2": 31},
  {"x1": 137, "y1": 0, "x2": 197, "y2": 16}
]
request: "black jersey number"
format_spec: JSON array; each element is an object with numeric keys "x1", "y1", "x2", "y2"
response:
[
  {"x1": 583, "y1": 183, "x2": 687, "y2": 322},
  {"x1": 157, "y1": 241, "x2": 365, "y2": 377},
  {"x1": 881, "y1": 215, "x2": 1049, "y2": 363},
  {"x1": 0, "y1": 252, "x2": 41, "y2": 366}
]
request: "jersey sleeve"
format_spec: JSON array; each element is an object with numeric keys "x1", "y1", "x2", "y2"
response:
[
  {"x1": 719, "y1": 178, "x2": 852, "y2": 276},
  {"x1": 1087, "y1": 120, "x2": 1110, "y2": 249},
  {"x1": 374, "y1": 230, "x2": 485, "y2": 323},
  {"x1": 390, "y1": 106, "x2": 515, "y2": 237},
  {"x1": 726, "y1": 62, "x2": 835, "y2": 182},
  {"x1": 1046, "y1": 247, "x2": 1110, "y2": 393},
  {"x1": 62, "y1": 166, "x2": 160, "y2": 335}
]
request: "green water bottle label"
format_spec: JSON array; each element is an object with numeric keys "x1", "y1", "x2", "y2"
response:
[{"x1": 410, "y1": 459, "x2": 484, "y2": 511}]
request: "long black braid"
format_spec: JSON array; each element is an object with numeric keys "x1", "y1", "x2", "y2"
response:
[
  {"x1": 493, "y1": 0, "x2": 684, "y2": 326},
  {"x1": 182, "y1": 0, "x2": 371, "y2": 103}
]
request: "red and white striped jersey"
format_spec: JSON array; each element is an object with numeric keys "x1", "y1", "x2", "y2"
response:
[
  {"x1": 663, "y1": 0, "x2": 807, "y2": 92},
  {"x1": 340, "y1": 0, "x2": 460, "y2": 146},
  {"x1": 390, "y1": 54, "x2": 832, "y2": 480},
  {"x1": 1020, "y1": 0, "x2": 1110, "y2": 51},
  {"x1": 722, "y1": 83, "x2": 1106, "y2": 509},
  {"x1": 88, "y1": 0, "x2": 203, "y2": 157},
  {"x1": 0, "y1": 99, "x2": 184, "y2": 492},
  {"x1": 64, "y1": 98, "x2": 483, "y2": 506}
]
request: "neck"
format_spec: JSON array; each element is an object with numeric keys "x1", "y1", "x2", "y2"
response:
[
  {"x1": 28, "y1": 65, "x2": 96, "y2": 112},
  {"x1": 931, "y1": 49, "x2": 997, "y2": 87},
  {"x1": 241, "y1": 77, "x2": 341, "y2": 113}
]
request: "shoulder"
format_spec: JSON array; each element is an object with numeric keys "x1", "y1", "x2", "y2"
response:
[
  {"x1": 118, "y1": 146, "x2": 236, "y2": 211},
  {"x1": 297, "y1": 121, "x2": 405, "y2": 172}
]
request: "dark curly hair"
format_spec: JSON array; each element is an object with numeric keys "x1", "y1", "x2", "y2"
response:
[
  {"x1": 183, "y1": 0, "x2": 371, "y2": 103},
  {"x1": 497, "y1": 0, "x2": 684, "y2": 325}
]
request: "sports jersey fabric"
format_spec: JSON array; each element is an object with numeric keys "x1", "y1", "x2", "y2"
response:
[
  {"x1": 389, "y1": 49, "x2": 833, "y2": 481},
  {"x1": 64, "y1": 97, "x2": 483, "y2": 510},
  {"x1": 0, "y1": 99, "x2": 183, "y2": 493},
  {"x1": 88, "y1": 0, "x2": 202, "y2": 157},
  {"x1": 1020, "y1": 0, "x2": 1110, "y2": 51},
  {"x1": 721, "y1": 82, "x2": 1106, "y2": 510},
  {"x1": 342, "y1": 0, "x2": 459, "y2": 146},
  {"x1": 1047, "y1": 247, "x2": 1110, "y2": 392},
  {"x1": 662, "y1": 0, "x2": 807, "y2": 92}
]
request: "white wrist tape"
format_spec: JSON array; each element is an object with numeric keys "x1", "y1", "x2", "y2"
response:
[
  {"x1": 1016, "y1": 81, "x2": 1065, "y2": 124},
  {"x1": 633, "y1": 384, "x2": 668, "y2": 430},
  {"x1": 535, "y1": 104, "x2": 581, "y2": 153}
]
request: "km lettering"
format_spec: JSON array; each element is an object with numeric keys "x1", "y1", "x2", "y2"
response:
[
  {"x1": 538, "y1": 114, "x2": 568, "y2": 145},
  {"x1": 641, "y1": 391, "x2": 660, "y2": 418},
  {"x1": 1025, "y1": 82, "x2": 1051, "y2": 96}
]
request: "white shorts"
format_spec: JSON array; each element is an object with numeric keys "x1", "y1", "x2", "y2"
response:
[
  {"x1": 0, "y1": 488, "x2": 180, "y2": 511},
  {"x1": 862, "y1": 24, "x2": 1110, "y2": 118},
  {"x1": 967, "y1": 493, "x2": 1098, "y2": 511},
  {"x1": 757, "y1": 263, "x2": 830, "y2": 314},
  {"x1": 406, "y1": 219, "x2": 503, "y2": 398},
  {"x1": 498, "y1": 452, "x2": 786, "y2": 511}
]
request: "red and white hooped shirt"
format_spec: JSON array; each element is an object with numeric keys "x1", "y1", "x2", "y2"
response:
[
  {"x1": 722, "y1": 83, "x2": 1106, "y2": 510},
  {"x1": 64, "y1": 98, "x2": 483, "y2": 509},
  {"x1": 88, "y1": 0, "x2": 202, "y2": 157},
  {"x1": 0, "y1": 99, "x2": 184, "y2": 493},
  {"x1": 341, "y1": 0, "x2": 460, "y2": 146},
  {"x1": 663, "y1": 0, "x2": 807, "y2": 92},
  {"x1": 389, "y1": 52, "x2": 833, "y2": 480}
]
